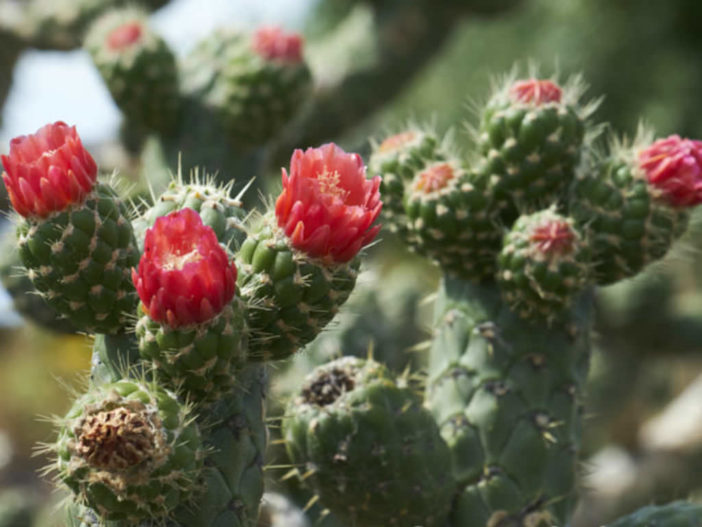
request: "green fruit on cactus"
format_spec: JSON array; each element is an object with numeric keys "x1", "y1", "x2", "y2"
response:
[
  {"x1": 368, "y1": 127, "x2": 443, "y2": 239},
  {"x1": 570, "y1": 133, "x2": 699, "y2": 285},
  {"x1": 54, "y1": 379, "x2": 203, "y2": 523},
  {"x1": 404, "y1": 159, "x2": 503, "y2": 281},
  {"x1": 606, "y1": 502, "x2": 702, "y2": 527},
  {"x1": 133, "y1": 208, "x2": 247, "y2": 403},
  {"x1": 497, "y1": 208, "x2": 589, "y2": 320},
  {"x1": 133, "y1": 173, "x2": 248, "y2": 252},
  {"x1": 0, "y1": 228, "x2": 78, "y2": 333},
  {"x1": 2, "y1": 122, "x2": 139, "y2": 334},
  {"x1": 239, "y1": 143, "x2": 381, "y2": 361},
  {"x1": 427, "y1": 276, "x2": 593, "y2": 525},
  {"x1": 477, "y1": 76, "x2": 590, "y2": 220},
  {"x1": 283, "y1": 356, "x2": 455, "y2": 527},
  {"x1": 84, "y1": 7, "x2": 180, "y2": 135},
  {"x1": 181, "y1": 25, "x2": 312, "y2": 149}
]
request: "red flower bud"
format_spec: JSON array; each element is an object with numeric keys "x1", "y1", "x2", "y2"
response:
[{"x1": 1, "y1": 122, "x2": 98, "y2": 218}]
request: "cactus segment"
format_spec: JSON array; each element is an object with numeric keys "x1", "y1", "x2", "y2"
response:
[
  {"x1": 606, "y1": 502, "x2": 702, "y2": 527},
  {"x1": 570, "y1": 146, "x2": 688, "y2": 285},
  {"x1": 283, "y1": 357, "x2": 455, "y2": 527},
  {"x1": 17, "y1": 183, "x2": 139, "y2": 334},
  {"x1": 0, "y1": 228, "x2": 78, "y2": 333},
  {"x1": 477, "y1": 77, "x2": 587, "y2": 221},
  {"x1": 427, "y1": 276, "x2": 593, "y2": 525},
  {"x1": 136, "y1": 299, "x2": 247, "y2": 403},
  {"x1": 368, "y1": 128, "x2": 443, "y2": 239},
  {"x1": 133, "y1": 176, "x2": 248, "y2": 253},
  {"x1": 55, "y1": 379, "x2": 203, "y2": 523},
  {"x1": 85, "y1": 8, "x2": 180, "y2": 135},
  {"x1": 497, "y1": 208, "x2": 589, "y2": 320},
  {"x1": 181, "y1": 26, "x2": 312, "y2": 149},
  {"x1": 238, "y1": 218, "x2": 359, "y2": 361},
  {"x1": 404, "y1": 160, "x2": 503, "y2": 281}
]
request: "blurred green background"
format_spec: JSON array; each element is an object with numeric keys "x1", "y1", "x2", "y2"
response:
[{"x1": 1, "y1": 0, "x2": 702, "y2": 525}]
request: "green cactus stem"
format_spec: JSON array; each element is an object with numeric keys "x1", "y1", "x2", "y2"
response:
[
  {"x1": 606, "y1": 502, "x2": 702, "y2": 527},
  {"x1": 427, "y1": 275, "x2": 593, "y2": 526},
  {"x1": 283, "y1": 356, "x2": 455, "y2": 527}
]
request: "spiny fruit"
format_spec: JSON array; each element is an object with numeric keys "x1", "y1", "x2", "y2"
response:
[
  {"x1": 477, "y1": 76, "x2": 589, "y2": 221},
  {"x1": 54, "y1": 379, "x2": 202, "y2": 523},
  {"x1": 239, "y1": 143, "x2": 381, "y2": 361},
  {"x1": 368, "y1": 127, "x2": 443, "y2": 240},
  {"x1": 84, "y1": 7, "x2": 180, "y2": 135},
  {"x1": 283, "y1": 357, "x2": 454, "y2": 527},
  {"x1": 570, "y1": 132, "x2": 698, "y2": 285},
  {"x1": 403, "y1": 158, "x2": 502, "y2": 281},
  {"x1": 181, "y1": 25, "x2": 312, "y2": 149},
  {"x1": 2, "y1": 122, "x2": 139, "y2": 334},
  {"x1": 133, "y1": 208, "x2": 246, "y2": 403},
  {"x1": 497, "y1": 208, "x2": 589, "y2": 320}
]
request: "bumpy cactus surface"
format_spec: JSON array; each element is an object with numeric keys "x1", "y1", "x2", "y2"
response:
[{"x1": 2, "y1": 40, "x2": 702, "y2": 525}]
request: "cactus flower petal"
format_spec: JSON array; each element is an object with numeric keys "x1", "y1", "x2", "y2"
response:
[
  {"x1": 639, "y1": 135, "x2": 702, "y2": 207},
  {"x1": 252, "y1": 25, "x2": 303, "y2": 63},
  {"x1": 275, "y1": 143, "x2": 382, "y2": 263},
  {"x1": 509, "y1": 79, "x2": 563, "y2": 104},
  {"x1": 133, "y1": 208, "x2": 237, "y2": 327},
  {"x1": 1, "y1": 122, "x2": 98, "y2": 218}
]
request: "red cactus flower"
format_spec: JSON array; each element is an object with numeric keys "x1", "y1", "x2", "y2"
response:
[
  {"x1": 639, "y1": 135, "x2": 702, "y2": 208},
  {"x1": 252, "y1": 26, "x2": 303, "y2": 63},
  {"x1": 275, "y1": 143, "x2": 382, "y2": 263},
  {"x1": 510, "y1": 79, "x2": 562, "y2": 105},
  {"x1": 132, "y1": 208, "x2": 237, "y2": 328},
  {"x1": 1, "y1": 122, "x2": 98, "y2": 218},
  {"x1": 107, "y1": 21, "x2": 143, "y2": 51},
  {"x1": 529, "y1": 218, "x2": 576, "y2": 256}
]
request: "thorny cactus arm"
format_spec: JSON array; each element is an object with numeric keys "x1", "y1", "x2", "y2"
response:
[
  {"x1": 0, "y1": 119, "x2": 380, "y2": 526},
  {"x1": 360, "y1": 73, "x2": 702, "y2": 526}
]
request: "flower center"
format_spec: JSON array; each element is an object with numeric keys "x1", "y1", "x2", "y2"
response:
[
  {"x1": 317, "y1": 169, "x2": 349, "y2": 200},
  {"x1": 414, "y1": 163, "x2": 455, "y2": 193},
  {"x1": 161, "y1": 245, "x2": 203, "y2": 271}
]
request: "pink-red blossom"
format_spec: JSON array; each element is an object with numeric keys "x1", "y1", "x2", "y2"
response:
[
  {"x1": 275, "y1": 143, "x2": 382, "y2": 263},
  {"x1": 509, "y1": 79, "x2": 562, "y2": 105},
  {"x1": 1, "y1": 122, "x2": 98, "y2": 218},
  {"x1": 132, "y1": 208, "x2": 237, "y2": 328},
  {"x1": 252, "y1": 26, "x2": 303, "y2": 63},
  {"x1": 639, "y1": 135, "x2": 702, "y2": 208}
]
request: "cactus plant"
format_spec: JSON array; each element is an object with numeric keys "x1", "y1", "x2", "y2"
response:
[{"x1": 2, "y1": 8, "x2": 702, "y2": 520}]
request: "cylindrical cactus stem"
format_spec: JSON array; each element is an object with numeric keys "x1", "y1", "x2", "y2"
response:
[
  {"x1": 180, "y1": 25, "x2": 312, "y2": 150},
  {"x1": 133, "y1": 208, "x2": 247, "y2": 403},
  {"x1": 605, "y1": 502, "x2": 702, "y2": 527},
  {"x1": 427, "y1": 275, "x2": 593, "y2": 526},
  {"x1": 54, "y1": 378, "x2": 204, "y2": 523},
  {"x1": 238, "y1": 143, "x2": 382, "y2": 361},
  {"x1": 84, "y1": 7, "x2": 181, "y2": 136},
  {"x1": 1, "y1": 122, "x2": 139, "y2": 334},
  {"x1": 570, "y1": 132, "x2": 702, "y2": 285},
  {"x1": 283, "y1": 357, "x2": 455, "y2": 527}
]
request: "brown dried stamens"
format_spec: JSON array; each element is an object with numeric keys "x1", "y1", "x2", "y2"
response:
[
  {"x1": 77, "y1": 406, "x2": 156, "y2": 470},
  {"x1": 302, "y1": 367, "x2": 356, "y2": 406}
]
